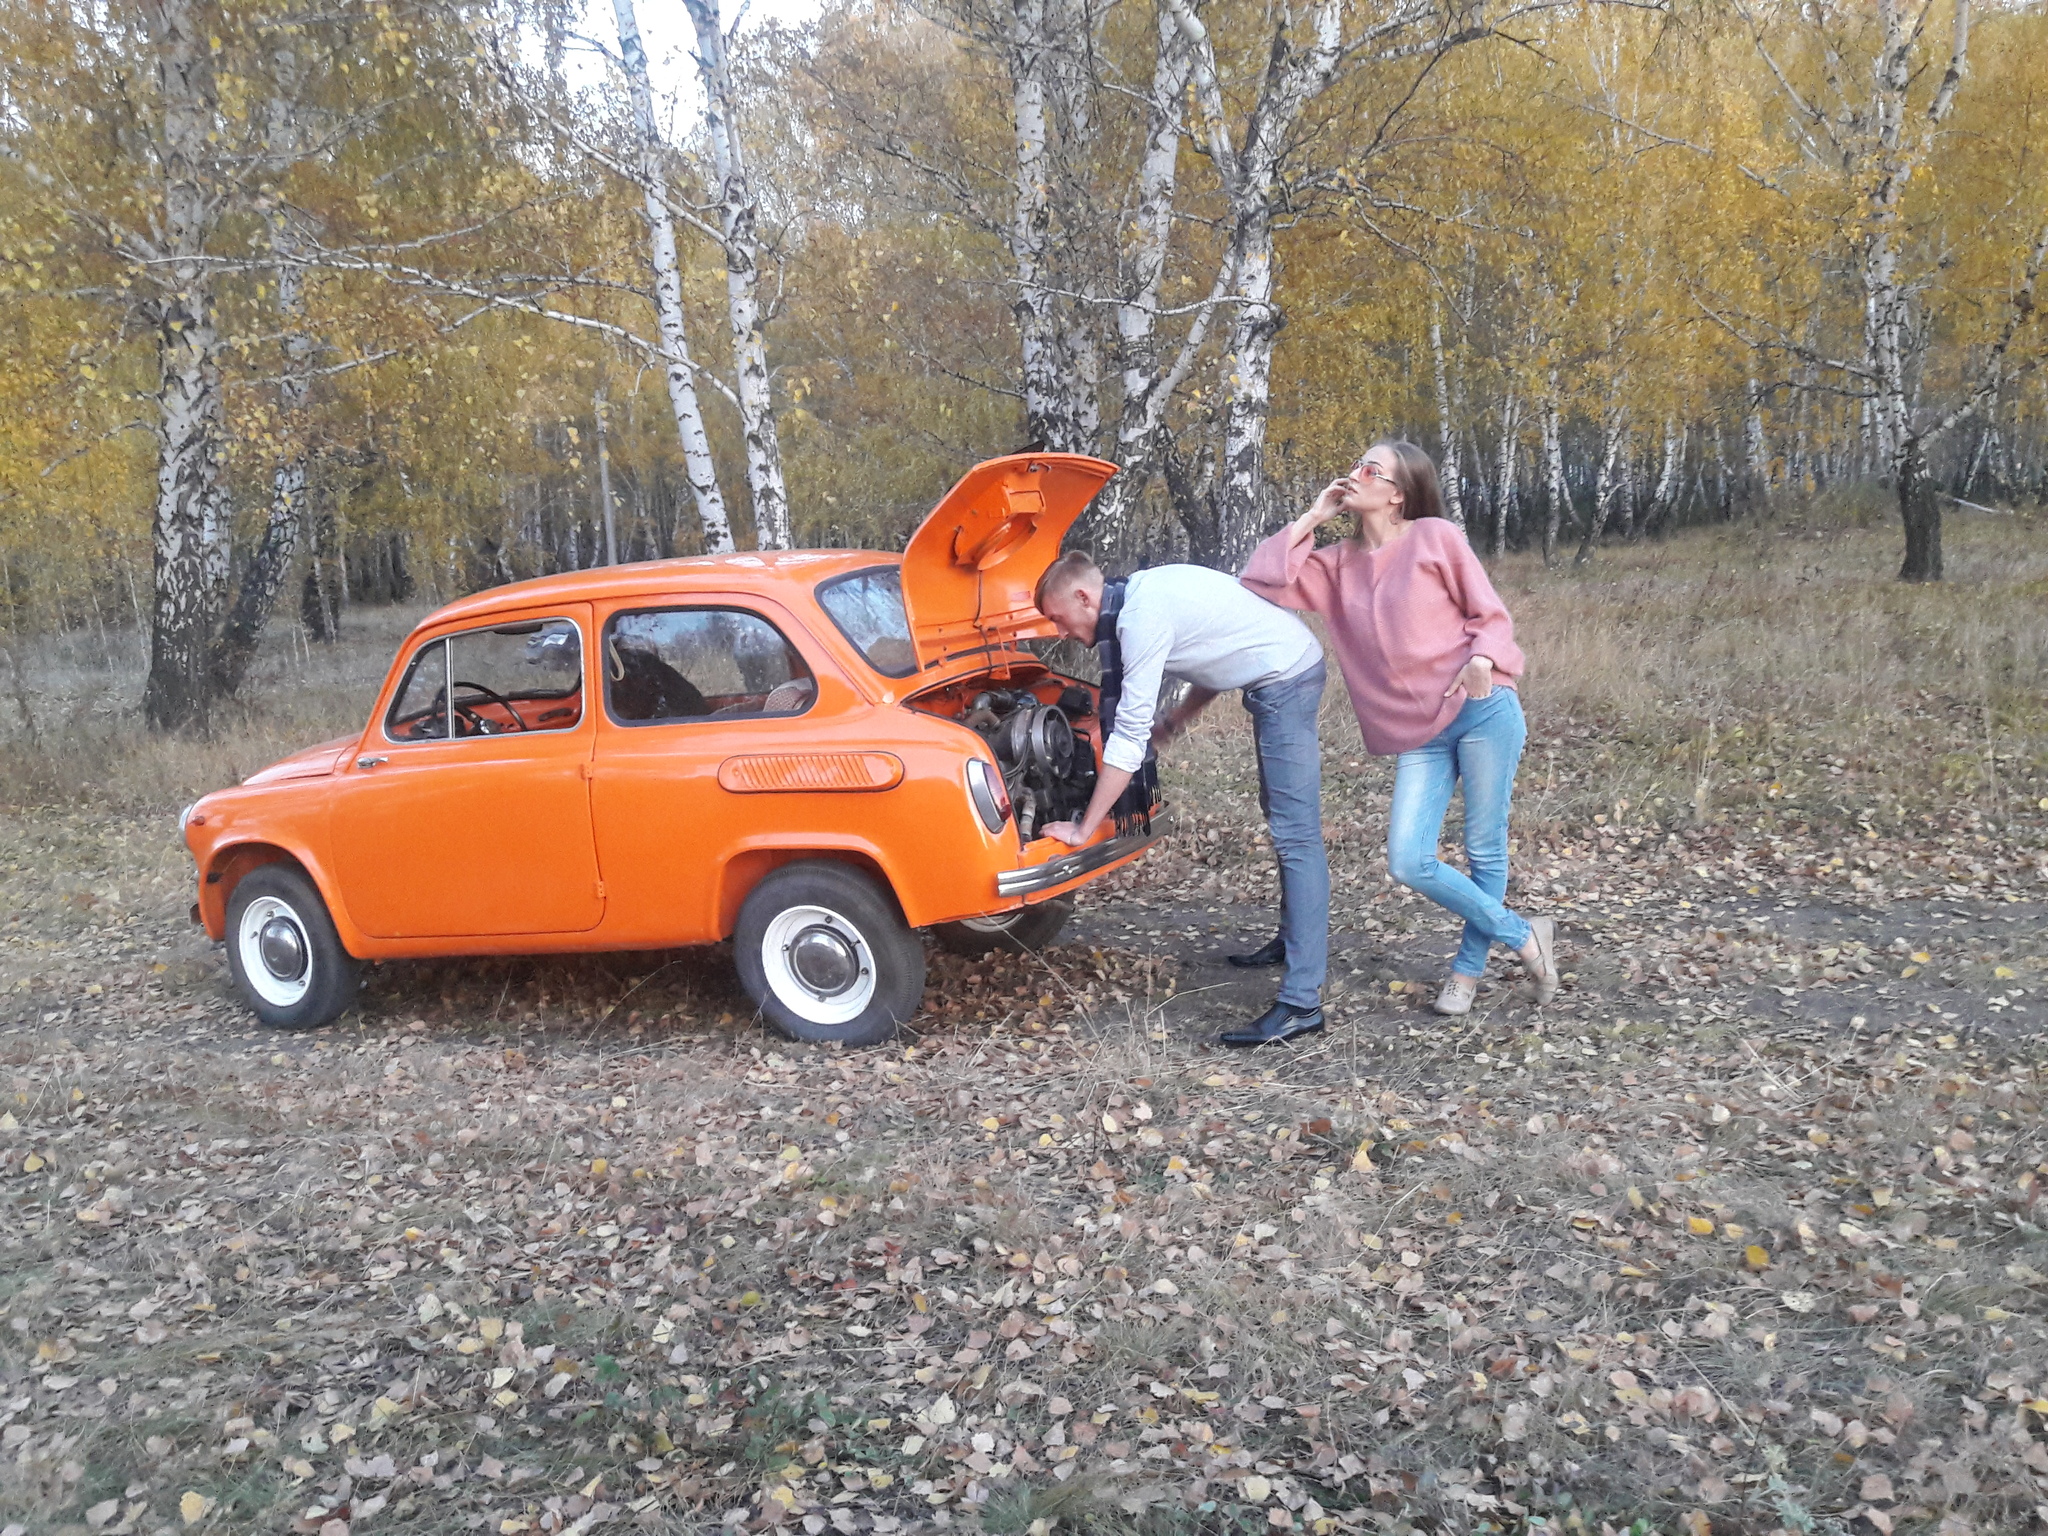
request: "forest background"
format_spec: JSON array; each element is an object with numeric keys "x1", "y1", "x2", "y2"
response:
[{"x1": 2, "y1": 0, "x2": 2047, "y2": 733}]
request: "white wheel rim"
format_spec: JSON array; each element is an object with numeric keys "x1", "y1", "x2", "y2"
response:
[
  {"x1": 760, "y1": 904, "x2": 877, "y2": 1025},
  {"x1": 237, "y1": 895, "x2": 312, "y2": 1008},
  {"x1": 956, "y1": 914, "x2": 1016, "y2": 934}
]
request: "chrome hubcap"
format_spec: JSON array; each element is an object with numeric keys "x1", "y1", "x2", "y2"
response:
[
  {"x1": 788, "y1": 925, "x2": 859, "y2": 997},
  {"x1": 258, "y1": 916, "x2": 307, "y2": 981}
]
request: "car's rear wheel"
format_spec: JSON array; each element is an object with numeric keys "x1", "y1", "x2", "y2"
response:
[
  {"x1": 933, "y1": 897, "x2": 1074, "y2": 958},
  {"x1": 224, "y1": 865, "x2": 361, "y2": 1030},
  {"x1": 735, "y1": 862, "x2": 926, "y2": 1048}
]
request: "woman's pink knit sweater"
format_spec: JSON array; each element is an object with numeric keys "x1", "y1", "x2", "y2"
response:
[{"x1": 1240, "y1": 517, "x2": 1525, "y2": 756}]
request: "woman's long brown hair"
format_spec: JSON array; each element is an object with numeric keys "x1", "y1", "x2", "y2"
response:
[{"x1": 1369, "y1": 440, "x2": 1446, "y2": 522}]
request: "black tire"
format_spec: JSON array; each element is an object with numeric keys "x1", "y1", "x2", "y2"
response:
[
  {"x1": 223, "y1": 864, "x2": 361, "y2": 1030},
  {"x1": 933, "y1": 897, "x2": 1074, "y2": 958},
  {"x1": 734, "y1": 861, "x2": 926, "y2": 1047}
]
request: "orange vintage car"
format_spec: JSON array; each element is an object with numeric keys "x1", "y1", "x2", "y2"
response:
[{"x1": 181, "y1": 453, "x2": 1159, "y2": 1046}]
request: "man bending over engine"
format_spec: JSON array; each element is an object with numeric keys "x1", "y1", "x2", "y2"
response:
[{"x1": 1034, "y1": 551, "x2": 1331, "y2": 1048}]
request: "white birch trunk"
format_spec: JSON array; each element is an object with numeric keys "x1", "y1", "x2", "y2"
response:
[
  {"x1": 682, "y1": 0, "x2": 790, "y2": 549},
  {"x1": 1092, "y1": 6, "x2": 1193, "y2": 535},
  {"x1": 1006, "y1": 0, "x2": 1068, "y2": 451},
  {"x1": 614, "y1": 0, "x2": 733, "y2": 554},
  {"x1": 1490, "y1": 384, "x2": 1521, "y2": 557},
  {"x1": 1168, "y1": 0, "x2": 1341, "y2": 566},
  {"x1": 1646, "y1": 417, "x2": 1683, "y2": 533},
  {"x1": 1575, "y1": 395, "x2": 1628, "y2": 565},
  {"x1": 215, "y1": 68, "x2": 312, "y2": 698},
  {"x1": 1431, "y1": 297, "x2": 1465, "y2": 528},
  {"x1": 1541, "y1": 371, "x2": 1566, "y2": 566},
  {"x1": 1049, "y1": 0, "x2": 1102, "y2": 455},
  {"x1": 597, "y1": 391, "x2": 619, "y2": 565},
  {"x1": 1215, "y1": 202, "x2": 1280, "y2": 565},
  {"x1": 141, "y1": 0, "x2": 229, "y2": 732}
]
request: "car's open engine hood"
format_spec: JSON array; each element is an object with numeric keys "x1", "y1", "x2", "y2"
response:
[
  {"x1": 241, "y1": 736, "x2": 356, "y2": 786},
  {"x1": 898, "y1": 453, "x2": 1117, "y2": 671}
]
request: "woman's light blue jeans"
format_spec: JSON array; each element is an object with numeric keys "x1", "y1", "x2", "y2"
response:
[{"x1": 1387, "y1": 687, "x2": 1533, "y2": 978}]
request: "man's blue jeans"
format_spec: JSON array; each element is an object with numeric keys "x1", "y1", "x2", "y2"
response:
[
  {"x1": 1388, "y1": 687, "x2": 1534, "y2": 978},
  {"x1": 1243, "y1": 661, "x2": 1330, "y2": 1010}
]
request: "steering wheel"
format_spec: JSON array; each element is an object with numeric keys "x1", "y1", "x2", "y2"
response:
[{"x1": 432, "y1": 680, "x2": 527, "y2": 736}]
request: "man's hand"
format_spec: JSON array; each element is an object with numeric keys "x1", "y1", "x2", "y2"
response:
[
  {"x1": 1447, "y1": 656, "x2": 1496, "y2": 699},
  {"x1": 1039, "y1": 764, "x2": 1134, "y2": 850}
]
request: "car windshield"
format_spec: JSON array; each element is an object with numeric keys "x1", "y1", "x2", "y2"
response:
[{"x1": 817, "y1": 565, "x2": 916, "y2": 677}]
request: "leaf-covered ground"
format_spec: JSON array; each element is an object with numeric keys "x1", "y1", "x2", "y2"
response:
[
  {"x1": 4, "y1": 723, "x2": 2046, "y2": 1536},
  {"x1": 5, "y1": 512, "x2": 2048, "y2": 1536}
]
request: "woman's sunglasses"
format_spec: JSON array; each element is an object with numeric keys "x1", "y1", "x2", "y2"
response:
[{"x1": 1349, "y1": 459, "x2": 1392, "y2": 483}]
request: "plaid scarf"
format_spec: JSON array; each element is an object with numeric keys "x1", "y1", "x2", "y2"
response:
[{"x1": 1094, "y1": 578, "x2": 1157, "y2": 834}]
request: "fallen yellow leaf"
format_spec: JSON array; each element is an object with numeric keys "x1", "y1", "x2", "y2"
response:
[
  {"x1": 1350, "y1": 1140, "x2": 1374, "y2": 1172},
  {"x1": 1744, "y1": 1245, "x2": 1771, "y2": 1270},
  {"x1": 1687, "y1": 1216, "x2": 1715, "y2": 1235},
  {"x1": 179, "y1": 1490, "x2": 212, "y2": 1525},
  {"x1": 590, "y1": 1158, "x2": 608, "y2": 1176},
  {"x1": 1242, "y1": 1475, "x2": 1272, "y2": 1502}
]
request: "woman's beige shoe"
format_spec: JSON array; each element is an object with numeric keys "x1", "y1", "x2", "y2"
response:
[
  {"x1": 1527, "y1": 917, "x2": 1560, "y2": 1004},
  {"x1": 1433, "y1": 974, "x2": 1479, "y2": 1016}
]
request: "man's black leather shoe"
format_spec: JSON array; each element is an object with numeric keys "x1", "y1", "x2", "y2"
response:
[
  {"x1": 1227, "y1": 935, "x2": 1286, "y2": 968},
  {"x1": 1218, "y1": 1001, "x2": 1324, "y2": 1047}
]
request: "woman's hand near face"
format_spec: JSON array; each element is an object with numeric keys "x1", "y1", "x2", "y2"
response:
[
  {"x1": 1293, "y1": 479, "x2": 1351, "y2": 541},
  {"x1": 1448, "y1": 656, "x2": 1495, "y2": 699}
]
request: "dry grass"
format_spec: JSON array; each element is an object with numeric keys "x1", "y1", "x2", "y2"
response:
[{"x1": 3, "y1": 501, "x2": 2048, "y2": 1536}]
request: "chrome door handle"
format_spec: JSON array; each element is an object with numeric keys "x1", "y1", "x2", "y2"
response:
[{"x1": 356, "y1": 755, "x2": 388, "y2": 770}]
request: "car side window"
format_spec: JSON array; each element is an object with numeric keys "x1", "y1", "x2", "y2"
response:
[
  {"x1": 816, "y1": 566, "x2": 917, "y2": 677},
  {"x1": 385, "y1": 619, "x2": 585, "y2": 741},
  {"x1": 604, "y1": 607, "x2": 816, "y2": 725}
]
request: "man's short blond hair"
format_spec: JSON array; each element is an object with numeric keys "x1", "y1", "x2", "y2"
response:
[{"x1": 1033, "y1": 550, "x2": 1101, "y2": 613}]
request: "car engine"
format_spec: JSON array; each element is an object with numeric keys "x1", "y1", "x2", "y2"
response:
[{"x1": 962, "y1": 687, "x2": 1097, "y2": 839}]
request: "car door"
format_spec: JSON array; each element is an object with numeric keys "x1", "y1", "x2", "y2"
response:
[
  {"x1": 330, "y1": 609, "x2": 606, "y2": 940},
  {"x1": 588, "y1": 598, "x2": 841, "y2": 946}
]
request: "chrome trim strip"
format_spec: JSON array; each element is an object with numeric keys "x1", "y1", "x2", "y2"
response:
[{"x1": 995, "y1": 822, "x2": 1163, "y2": 897}]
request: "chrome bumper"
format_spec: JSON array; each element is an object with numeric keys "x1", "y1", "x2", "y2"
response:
[{"x1": 995, "y1": 821, "x2": 1163, "y2": 897}]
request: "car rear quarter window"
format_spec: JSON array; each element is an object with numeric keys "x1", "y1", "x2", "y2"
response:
[
  {"x1": 816, "y1": 566, "x2": 917, "y2": 677},
  {"x1": 386, "y1": 619, "x2": 584, "y2": 741},
  {"x1": 604, "y1": 608, "x2": 816, "y2": 725}
]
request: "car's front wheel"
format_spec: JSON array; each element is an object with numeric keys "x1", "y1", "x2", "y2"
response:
[
  {"x1": 933, "y1": 897, "x2": 1074, "y2": 958},
  {"x1": 735, "y1": 861, "x2": 926, "y2": 1048},
  {"x1": 224, "y1": 864, "x2": 361, "y2": 1030}
]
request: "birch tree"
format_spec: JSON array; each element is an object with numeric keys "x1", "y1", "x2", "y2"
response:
[
  {"x1": 1726, "y1": 0, "x2": 2048, "y2": 580},
  {"x1": 137, "y1": 0, "x2": 232, "y2": 730},
  {"x1": 213, "y1": 43, "x2": 314, "y2": 696},
  {"x1": 681, "y1": 0, "x2": 792, "y2": 548},
  {"x1": 613, "y1": 0, "x2": 736, "y2": 553},
  {"x1": 1165, "y1": 0, "x2": 1542, "y2": 565},
  {"x1": 1164, "y1": 0, "x2": 1342, "y2": 565},
  {"x1": 1430, "y1": 295, "x2": 1467, "y2": 528}
]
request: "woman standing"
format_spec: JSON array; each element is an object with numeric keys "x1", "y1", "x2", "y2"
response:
[{"x1": 1241, "y1": 441, "x2": 1560, "y2": 1015}]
